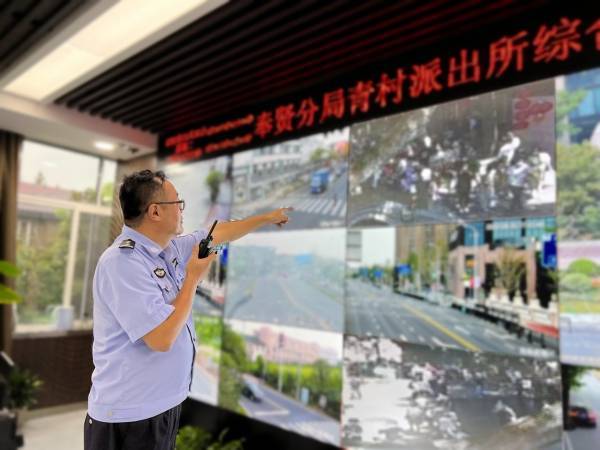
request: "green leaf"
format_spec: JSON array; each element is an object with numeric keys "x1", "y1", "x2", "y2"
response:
[
  {"x1": 0, "y1": 260, "x2": 20, "y2": 278},
  {"x1": 0, "y1": 285, "x2": 21, "y2": 304}
]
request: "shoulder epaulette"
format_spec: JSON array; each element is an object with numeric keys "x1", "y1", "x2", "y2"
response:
[{"x1": 118, "y1": 238, "x2": 136, "y2": 249}]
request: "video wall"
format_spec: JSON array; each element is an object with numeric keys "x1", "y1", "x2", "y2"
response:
[{"x1": 160, "y1": 67, "x2": 600, "y2": 449}]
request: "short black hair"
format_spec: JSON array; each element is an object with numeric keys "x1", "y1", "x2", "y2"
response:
[{"x1": 119, "y1": 169, "x2": 167, "y2": 227}]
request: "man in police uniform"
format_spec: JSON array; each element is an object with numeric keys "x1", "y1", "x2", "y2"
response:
[{"x1": 84, "y1": 169, "x2": 291, "y2": 450}]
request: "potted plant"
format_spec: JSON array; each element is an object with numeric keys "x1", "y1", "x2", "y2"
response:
[
  {"x1": 207, "y1": 429, "x2": 244, "y2": 450},
  {"x1": 7, "y1": 367, "x2": 43, "y2": 430},
  {"x1": 176, "y1": 425, "x2": 212, "y2": 450},
  {"x1": 0, "y1": 260, "x2": 21, "y2": 304},
  {"x1": 176, "y1": 426, "x2": 244, "y2": 450}
]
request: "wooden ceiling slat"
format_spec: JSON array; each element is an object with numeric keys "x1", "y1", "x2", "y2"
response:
[
  {"x1": 0, "y1": 0, "x2": 37, "y2": 40},
  {"x1": 0, "y1": 1, "x2": 53, "y2": 60},
  {"x1": 0, "y1": 1, "x2": 12, "y2": 14}
]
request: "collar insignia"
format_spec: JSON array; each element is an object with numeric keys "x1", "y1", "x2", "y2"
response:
[{"x1": 118, "y1": 239, "x2": 135, "y2": 249}]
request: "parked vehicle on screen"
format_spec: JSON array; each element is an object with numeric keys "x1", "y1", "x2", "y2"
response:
[{"x1": 311, "y1": 168, "x2": 330, "y2": 194}]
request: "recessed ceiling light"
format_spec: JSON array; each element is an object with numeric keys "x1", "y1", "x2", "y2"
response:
[{"x1": 94, "y1": 141, "x2": 116, "y2": 151}]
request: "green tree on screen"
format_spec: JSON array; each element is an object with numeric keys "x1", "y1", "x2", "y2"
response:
[
  {"x1": 218, "y1": 325, "x2": 249, "y2": 413},
  {"x1": 557, "y1": 142, "x2": 600, "y2": 239}
]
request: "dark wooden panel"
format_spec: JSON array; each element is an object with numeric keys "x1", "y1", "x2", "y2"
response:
[{"x1": 11, "y1": 331, "x2": 93, "y2": 409}]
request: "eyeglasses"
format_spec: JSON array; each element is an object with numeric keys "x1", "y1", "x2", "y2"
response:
[{"x1": 149, "y1": 200, "x2": 186, "y2": 211}]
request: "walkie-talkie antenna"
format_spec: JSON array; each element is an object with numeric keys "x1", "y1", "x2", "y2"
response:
[
  {"x1": 206, "y1": 220, "x2": 218, "y2": 236},
  {"x1": 198, "y1": 220, "x2": 218, "y2": 258}
]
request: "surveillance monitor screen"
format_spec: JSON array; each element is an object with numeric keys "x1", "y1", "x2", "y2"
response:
[
  {"x1": 347, "y1": 79, "x2": 556, "y2": 227},
  {"x1": 224, "y1": 229, "x2": 346, "y2": 333},
  {"x1": 218, "y1": 320, "x2": 343, "y2": 446},
  {"x1": 345, "y1": 217, "x2": 558, "y2": 359},
  {"x1": 557, "y1": 67, "x2": 600, "y2": 369},
  {"x1": 231, "y1": 129, "x2": 349, "y2": 230},
  {"x1": 562, "y1": 364, "x2": 600, "y2": 448},
  {"x1": 342, "y1": 336, "x2": 562, "y2": 450}
]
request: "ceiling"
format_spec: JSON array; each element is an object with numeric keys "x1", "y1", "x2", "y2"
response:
[
  {"x1": 0, "y1": 0, "x2": 158, "y2": 160},
  {"x1": 0, "y1": 0, "x2": 93, "y2": 76},
  {"x1": 54, "y1": 0, "x2": 558, "y2": 135}
]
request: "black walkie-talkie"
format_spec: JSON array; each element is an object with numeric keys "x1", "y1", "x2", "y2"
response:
[{"x1": 198, "y1": 220, "x2": 218, "y2": 258}]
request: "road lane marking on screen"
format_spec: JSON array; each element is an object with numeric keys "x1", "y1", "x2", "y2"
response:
[
  {"x1": 278, "y1": 279, "x2": 332, "y2": 331},
  {"x1": 563, "y1": 432, "x2": 574, "y2": 450},
  {"x1": 398, "y1": 301, "x2": 480, "y2": 352},
  {"x1": 296, "y1": 199, "x2": 311, "y2": 210},
  {"x1": 432, "y1": 336, "x2": 461, "y2": 350},
  {"x1": 244, "y1": 395, "x2": 290, "y2": 418},
  {"x1": 307, "y1": 199, "x2": 321, "y2": 213},
  {"x1": 321, "y1": 199, "x2": 335, "y2": 215},
  {"x1": 304, "y1": 199, "x2": 319, "y2": 211},
  {"x1": 254, "y1": 402, "x2": 290, "y2": 418},
  {"x1": 301, "y1": 199, "x2": 313, "y2": 213},
  {"x1": 484, "y1": 327, "x2": 515, "y2": 340},
  {"x1": 314, "y1": 199, "x2": 328, "y2": 214},
  {"x1": 254, "y1": 410, "x2": 290, "y2": 417},
  {"x1": 454, "y1": 325, "x2": 472, "y2": 336},
  {"x1": 306, "y1": 199, "x2": 321, "y2": 213},
  {"x1": 327, "y1": 200, "x2": 339, "y2": 215},
  {"x1": 332, "y1": 201, "x2": 344, "y2": 216},
  {"x1": 316, "y1": 198, "x2": 330, "y2": 213},
  {"x1": 316, "y1": 199, "x2": 328, "y2": 214}
]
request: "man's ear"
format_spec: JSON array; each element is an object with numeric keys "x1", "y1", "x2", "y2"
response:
[{"x1": 147, "y1": 204, "x2": 161, "y2": 221}]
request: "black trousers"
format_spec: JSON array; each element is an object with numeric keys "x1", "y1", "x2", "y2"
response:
[{"x1": 84, "y1": 403, "x2": 182, "y2": 450}]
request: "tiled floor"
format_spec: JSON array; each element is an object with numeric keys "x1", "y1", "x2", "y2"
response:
[{"x1": 20, "y1": 403, "x2": 87, "y2": 450}]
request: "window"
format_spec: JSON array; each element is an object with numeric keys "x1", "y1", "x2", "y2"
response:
[
  {"x1": 491, "y1": 219, "x2": 523, "y2": 246},
  {"x1": 15, "y1": 141, "x2": 116, "y2": 334},
  {"x1": 464, "y1": 222, "x2": 484, "y2": 246},
  {"x1": 525, "y1": 216, "x2": 556, "y2": 241}
]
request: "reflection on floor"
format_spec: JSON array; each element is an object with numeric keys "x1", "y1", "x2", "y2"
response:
[{"x1": 21, "y1": 402, "x2": 87, "y2": 450}]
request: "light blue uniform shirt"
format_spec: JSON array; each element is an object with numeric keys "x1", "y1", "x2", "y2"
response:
[{"x1": 88, "y1": 225, "x2": 207, "y2": 422}]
